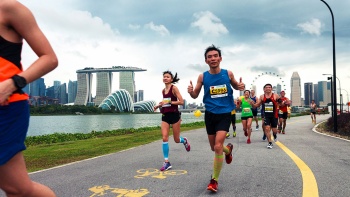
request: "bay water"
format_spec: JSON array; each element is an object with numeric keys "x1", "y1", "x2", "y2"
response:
[{"x1": 29, "y1": 113, "x2": 242, "y2": 136}]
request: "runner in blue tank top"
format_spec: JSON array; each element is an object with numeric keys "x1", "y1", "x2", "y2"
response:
[{"x1": 187, "y1": 45, "x2": 245, "y2": 192}]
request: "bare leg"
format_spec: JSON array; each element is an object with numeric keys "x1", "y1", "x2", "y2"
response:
[{"x1": 0, "y1": 152, "x2": 56, "y2": 197}]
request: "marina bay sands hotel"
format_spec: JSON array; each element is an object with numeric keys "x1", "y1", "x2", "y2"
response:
[{"x1": 74, "y1": 66, "x2": 146, "y2": 106}]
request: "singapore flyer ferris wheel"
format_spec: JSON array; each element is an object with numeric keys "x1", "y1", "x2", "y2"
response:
[{"x1": 249, "y1": 72, "x2": 287, "y2": 95}]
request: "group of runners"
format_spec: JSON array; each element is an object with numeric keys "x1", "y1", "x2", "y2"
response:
[{"x1": 154, "y1": 45, "x2": 296, "y2": 193}]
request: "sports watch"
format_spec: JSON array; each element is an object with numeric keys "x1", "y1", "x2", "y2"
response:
[{"x1": 11, "y1": 75, "x2": 27, "y2": 90}]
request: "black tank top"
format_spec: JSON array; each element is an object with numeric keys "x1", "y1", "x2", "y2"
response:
[{"x1": 0, "y1": 36, "x2": 23, "y2": 69}]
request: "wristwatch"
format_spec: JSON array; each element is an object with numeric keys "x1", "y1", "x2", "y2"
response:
[{"x1": 11, "y1": 75, "x2": 27, "y2": 90}]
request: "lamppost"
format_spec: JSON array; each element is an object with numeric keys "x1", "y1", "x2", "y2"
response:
[
  {"x1": 341, "y1": 89, "x2": 349, "y2": 113},
  {"x1": 320, "y1": 0, "x2": 337, "y2": 132},
  {"x1": 323, "y1": 74, "x2": 341, "y2": 114},
  {"x1": 327, "y1": 76, "x2": 333, "y2": 118}
]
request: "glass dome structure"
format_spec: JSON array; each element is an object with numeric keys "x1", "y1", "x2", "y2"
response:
[
  {"x1": 134, "y1": 100, "x2": 157, "y2": 112},
  {"x1": 99, "y1": 89, "x2": 134, "y2": 112}
]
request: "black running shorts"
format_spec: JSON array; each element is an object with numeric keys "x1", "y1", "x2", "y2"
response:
[
  {"x1": 264, "y1": 116, "x2": 278, "y2": 128},
  {"x1": 205, "y1": 111, "x2": 231, "y2": 135},
  {"x1": 162, "y1": 112, "x2": 181, "y2": 125}
]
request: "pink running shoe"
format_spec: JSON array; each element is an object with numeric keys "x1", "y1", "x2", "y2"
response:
[{"x1": 183, "y1": 137, "x2": 191, "y2": 152}]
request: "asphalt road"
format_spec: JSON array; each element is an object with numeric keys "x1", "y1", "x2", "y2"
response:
[{"x1": 2, "y1": 114, "x2": 349, "y2": 197}]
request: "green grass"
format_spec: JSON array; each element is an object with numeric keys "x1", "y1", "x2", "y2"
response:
[{"x1": 24, "y1": 122, "x2": 205, "y2": 172}]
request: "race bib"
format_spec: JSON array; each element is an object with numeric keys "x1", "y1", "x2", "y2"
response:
[
  {"x1": 243, "y1": 108, "x2": 251, "y2": 113},
  {"x1": 265, "y1": 102, "x2": 273, "y2": 113},
  {"x1": 210, "y1": 84, "x2": 228, "y2": 98},
  {"x1": 279, "y1": 110, "x2": 283, "y2": 115},
  {"x1": 162, "y1": 97, "x2": 171, "y2": 107}
]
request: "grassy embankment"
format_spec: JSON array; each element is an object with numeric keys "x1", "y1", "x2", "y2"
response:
[{"x1": 24, "y1": 121, "x2": 206, "y2": 172}]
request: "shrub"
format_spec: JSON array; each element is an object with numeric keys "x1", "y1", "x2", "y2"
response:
[{"x1": 326, "y1": 113, "x2": 350, "y2": 136}]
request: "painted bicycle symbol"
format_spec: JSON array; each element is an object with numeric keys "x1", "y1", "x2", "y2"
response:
[
  {"x1": 89, "y1": 185, "x2": 150, "y2": 197},
  {"x1": 134, "y1": 168, "x2": 187, "y2": 179}
]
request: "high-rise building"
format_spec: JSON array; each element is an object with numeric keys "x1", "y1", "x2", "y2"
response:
[
  {"x1": 290, "y1": 72, "x2": 302, "y2": 106},
  {"x1": 95, "y1": 72, "x2": 113, "y2": 106},
  {"x1": 304, "y1": 82, "x2": 313, "y2": 106},
  {"x1": 53, "y1": 81, "x2": 61, "y2": 98},
  {"x1": 137, "y1": 90, "x2": 144, "y2": 102},
  {"x1": 75, "y1": 73, "x2": 93, "y2": 105},
  {"x1": 313, "y1": 84, "x2": 318, "y2": 105},
  {"x1": 60, "y1": 83, "x2": 67, "y2": 104},
  {"x1": 46, "y1": 86, "x2": 55, "y2": 98},
  {"x1": 276, "y1": 84, "x2": 282, "y2": 95},
  {"x1": 68, "y1": 80, "x2": 78, "y2": 103},
  {"x1": 318, "y1": 81, "x2": 330, "y2": 106},
  {"x1": 120, "y1": 71, "x2": 135, "y2": 101},
  {"x1": 29, "y1": 78, "x2": 45, "y2": 97}
]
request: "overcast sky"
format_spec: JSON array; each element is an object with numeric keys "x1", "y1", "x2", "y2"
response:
[{"x1": 19, "y1": 0, "x2": 350, "y2": 104}]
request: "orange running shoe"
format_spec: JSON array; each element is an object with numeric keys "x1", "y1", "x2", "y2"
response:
[
  {"x1": 225, "y1": 143, "x2": 233, "y2": 164},
  {"x1": 207, "y1": 178, "x2": 218, "y2": 192}
]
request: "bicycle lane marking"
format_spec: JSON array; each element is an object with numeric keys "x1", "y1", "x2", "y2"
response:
[{"x1": 275, "y1": 119, "x2": 319, "y2": 197}]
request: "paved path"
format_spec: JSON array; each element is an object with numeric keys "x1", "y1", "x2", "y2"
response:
[{"x1": 2, "y1": 114, "x2": 349, "y2": 197}]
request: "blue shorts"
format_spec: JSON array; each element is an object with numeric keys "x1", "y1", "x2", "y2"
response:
[{"x1": 0, "y1": 100, "x2": 29, "y2": 165}]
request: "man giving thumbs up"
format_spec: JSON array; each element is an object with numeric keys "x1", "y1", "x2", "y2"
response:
[{"x1": 187, "y1": 44, "x2": 244, "y2": 193}]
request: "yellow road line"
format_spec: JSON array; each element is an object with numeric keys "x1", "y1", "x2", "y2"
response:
[{"x1": 275, "y1": 141, "x2": 319, "y2": 197}]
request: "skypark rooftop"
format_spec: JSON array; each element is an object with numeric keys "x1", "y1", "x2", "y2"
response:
[{"x1": 76, "y1": 66, "x2": 147, "y2": 73}]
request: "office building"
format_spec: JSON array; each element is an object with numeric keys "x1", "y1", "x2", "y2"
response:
[
  {"x1": 60, "y1": 83, "x2": 67, "y2": 104},
  {"x1": 68, "y1": 80, "x2": 78, "y2": 103},
  {"x1": 29, "y1": 78, "x2": 45, "y2": 97},
  {"x1": 313, "y1": 84, "x2": 318, "y2": 105},
  {"x1": 290, "y1": 72, "x2": 302, "y2": 106},
  {"x1": 119, "y1": 71, "x2": 135, "y2": 101},
  {"x1": 318, "y1": 81, "x2": 330, "y2": 106},
  {"x1": 304, "y1": 82, "x2": 313, "y2": 106}
]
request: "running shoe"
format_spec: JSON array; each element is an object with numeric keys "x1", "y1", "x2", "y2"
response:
[
  {"x1": 262, "y1": 134, "x2": 266, "y2": 141},
  {"x1": 160, "y1": 162, "x2": 172, "y2": 171},
  {"x1": 267, "y1": 142, "x2": 273, "y2": 149},
  {"x1": 233, "y1": 131, "x2": 236, "y2": 137},
  {"x1": 226, "y1": 133, "x2": 230, "y2": 138},
  {"x1": 244, "y1": 130, "x2": 248, "y2": 137},
  {"x1": 282, "y1": 129, "x2": 285, "y2": 134},
  {"x1": 183, "y1": 137, "x2": 191, "y2": 152},
  {"x1": 247, "y1": 138, "x2": 251, "y2": 144},
  {"x1": 273, "y1": 133, "x2": 277, "y2": 142},
  {"x1": 278, "y1": 126, "x2": 282, "y2": 133},
  {"x1": 233, "y1": 125, "x2": 236, "y2": 132},
  {"x1": 256, "y1": 125, "x2": 259, "y2": 131},
  {"x1": 225, "y1": 143, "x2": 233, "y2": 164},
  {"x1": 207, "y1": 178, "x2": 218, "y2": 192}
]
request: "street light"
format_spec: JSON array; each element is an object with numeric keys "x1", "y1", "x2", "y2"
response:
[
  {"x1": 327, "y1": 76, "x2": 333, "y2": 118},
  {"x1": 320, "y1": 0, "x2": 337, "y2": 132},
  {"x1": 323, "y1": 74, "x2": 341, "y2": 114}
]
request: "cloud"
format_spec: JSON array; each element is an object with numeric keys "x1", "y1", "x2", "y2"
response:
[
  {"x1": 191, "y1": 11, "x2": 229, "y2": 36},
  {"x1": 128, "y1": 24, "x2": 141, "y2": 30},
  {"x1": 262, "y1": 32, "x2": 283, "y2": 41},
  {"x1": 297, "y1": 18, "x2": 323, "y2": 36},
  {"x1": 250, "y1": 66, "x2": 285, "y2": 77},
  {"x1": 144, "y1": 22, "x2": 170, "y2": 36},
  {"x1": 187, "y1": 64, "x2": 207, "y2": 73}
]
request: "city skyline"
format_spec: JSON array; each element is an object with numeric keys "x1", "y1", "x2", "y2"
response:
[{"x1": 28, "y1": 70, "x2": 344, "y2": 109}]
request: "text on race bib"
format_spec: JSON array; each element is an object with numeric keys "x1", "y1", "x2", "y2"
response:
[{"x1": 210, "y1": 84, "x2": 228, "y2": 98}]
